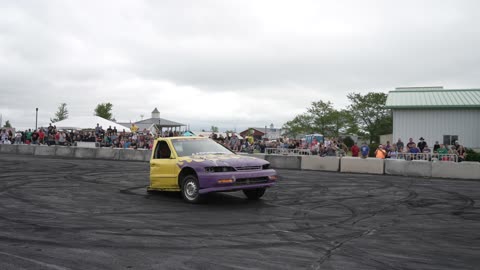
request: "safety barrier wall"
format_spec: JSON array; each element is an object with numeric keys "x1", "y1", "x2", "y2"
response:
[
  {"x1": 265, "y1": 155, "x2": 302, "y2": 170},
  {"x1": 301, "y1": 156, "x2": 340, "y2": 171},
  {"x1": 385, "y1": 159, "x2": 432, "y2": 178},
  {"x1": 340, "y1": 157, "x2": 385, "y2": 174},
  {"x1": 432, "y1": 161, "x2": 480, "y2": 180},
  {"x1": 0, "y1": 145, "x2": 151, "y2": 162},
  {"x1": 0, "y1": 145, "x2": 478, "y2": 179}
]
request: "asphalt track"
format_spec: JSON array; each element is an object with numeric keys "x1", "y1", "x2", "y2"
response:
[{"x1": 0, "y1": 154, "x2": 479, "y2": 270}]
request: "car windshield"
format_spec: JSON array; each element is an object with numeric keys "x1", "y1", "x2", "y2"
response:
[{"x1": 171, "y1": 138, "x2": 233, "y2": 157}]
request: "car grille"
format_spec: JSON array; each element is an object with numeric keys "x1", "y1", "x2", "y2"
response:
[
  {"x1": 233, "y1": 177, "x2": 269, "y2": 186},
  {"x1": 235, "y1": 166, "x2": 262, "y2": 171}
]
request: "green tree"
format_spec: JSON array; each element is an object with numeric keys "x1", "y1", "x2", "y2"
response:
[
  {"x1": 94, "y1": 103, "x2": 113, "y2": 120},
  {"x1": 211, "y1": 126, "x2": 219, "y2": 132},
  {"x1": 347, "y1": 92, "x2": 392, "y2": 143},
  {"x1": 282, "y1": 113, "x2": 314, "y2": 138},
  {"x1": 3, "y1": 120, "x2": 12, "y2": 128},
  {"x1": 307, "y1": 100, "x2": 335, "y2": 136},
  {"x1": 50, "y1": 103, "x2": 69, "y2": 123}
]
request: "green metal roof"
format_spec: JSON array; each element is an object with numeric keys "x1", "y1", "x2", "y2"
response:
[{"x1": 385, "y1": 88, "x2": 480, "y2": 109}]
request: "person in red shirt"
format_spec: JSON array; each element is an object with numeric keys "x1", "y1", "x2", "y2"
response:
[
  {"x1": 38, "y1": 129, "x2": 45, "y2": 145},
  {"x1": 351, "y1": 142, "x2": 360, "y2": 157}
]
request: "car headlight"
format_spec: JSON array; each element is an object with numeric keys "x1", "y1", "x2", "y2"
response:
[
  {"x1": 205, "y1": 166, "x2": 236, "y2": 173},
  {"x1": 262, "y1": 164, "x2": 270, "y2": 170}
]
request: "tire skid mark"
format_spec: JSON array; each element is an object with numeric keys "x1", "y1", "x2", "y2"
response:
[{"x1": 0, "y1": 251, "x2": 71, "y2": 270}]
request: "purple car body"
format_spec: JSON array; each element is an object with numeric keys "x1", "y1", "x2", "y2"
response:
[{"x1": 149, "y1": 137, "x2": 277, "y2": 202}]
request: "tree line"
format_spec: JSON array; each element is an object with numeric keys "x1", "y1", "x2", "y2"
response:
[
  {"x1": 49, "y1": 102, "x2": 114, "y2": 123},
  {"x1": 282, "y1": 92, "x2": 392, "y2": 143}
]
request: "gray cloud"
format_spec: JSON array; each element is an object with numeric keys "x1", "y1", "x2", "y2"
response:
[{"x1": 1, "y1": 0, "x2": 480, "y2": 130}]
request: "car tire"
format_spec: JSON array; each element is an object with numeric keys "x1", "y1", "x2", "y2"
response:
[
  {"x1": 243, "y1": 188, "x2": 266, "y2": 200},
  {"x1": 181, "y1": 175, "x2": 203, "y2": 203}
]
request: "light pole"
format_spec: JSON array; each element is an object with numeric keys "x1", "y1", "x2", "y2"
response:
[{"x1": 35, "y1": 108, "x2": 38, "y2": 130}]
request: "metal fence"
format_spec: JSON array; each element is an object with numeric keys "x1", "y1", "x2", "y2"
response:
[
  {"x1": 393, "y1": 153, "x2": 458, "y2": 162},
  {"x1": 265, "y1": 148, "x2": 311, "y2": 156},
  {"x1": 264, "y1": 148, "x2": 460, "y2": 162}
]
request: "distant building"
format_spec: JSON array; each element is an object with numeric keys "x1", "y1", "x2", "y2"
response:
[
  {"x1": 239, "y1": 124, "x2": 284, "y2": 141},
  {"x1": 385, "y1": 86, "x2": 480, "y2": 149},
  {"x1": 118, "y1": 108, "x2": 186, "y2": 135}
]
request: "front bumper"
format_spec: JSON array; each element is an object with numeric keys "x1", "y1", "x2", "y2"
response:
[{"x1": 197, "y1": 169, "x2": 277, "y2": 194}]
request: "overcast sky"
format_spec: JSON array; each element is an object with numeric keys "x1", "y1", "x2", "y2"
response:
[{"x1": 1, "y1": 0, "x2": 479, "y2": 131}]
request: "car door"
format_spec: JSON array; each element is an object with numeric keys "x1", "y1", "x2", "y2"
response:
[{"x1": 149, "y1": 140, "x2": 179, "y2": 190}]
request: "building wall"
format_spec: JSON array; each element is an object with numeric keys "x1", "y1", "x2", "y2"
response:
[{"x1": 392, "y1": 109, "x2": 480, "y2": 148}]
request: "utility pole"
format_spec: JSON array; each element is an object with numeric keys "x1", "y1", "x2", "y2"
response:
[{"x1": 35, "y1": 108, "x2": 38, "y2": 130}]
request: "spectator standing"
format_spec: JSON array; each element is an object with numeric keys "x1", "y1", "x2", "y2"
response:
[
  {"x1": 457, "y1": 145, "x2": 466, "y2": 162},
  {"x1": 449, "y1": 146, "x2": 459, "y2": 161},
  {"x1": 54, "y1": 131, "x2": 60, "y2": 145},
  {"x1": 259, "y1": 141, "x2": 266, "y2": 153},
  {"x1": 408, "y1": 144, "x2": 420, "y2": 160},
  {"x1": 0, "y1": 130, "x2": 7, "y2": 144},
  {"x1": 14, "y1": 132, "x2": 22, "y2": 144},
  {"x1": 360, "y1": 142, "x2": 369, "y2": 158},
  {"x1": 351, "y1": 142, "x2": 360, "y2": 157},
  {"x1": 418, "y1": 137, "x2": 427, "y2": 152},
  {"x1": 375, "y1": 145, "x2": 387, "y2": 159},
  {"x1": 422, "y1": 145, "x2": 432, "y2": 160},
  {"x1": 25, "y1": 129, "x2": 32, "y2": 144},
  {"x1": 437, "y1": 144, "x2": 449, "y2": 161},
  {"x1": 58, "y1": 132, "x2": 66, "y2": 146},
  {"x1": 131, "y1": 123, "x2": 139, "y2": 134},
  {"x1": 38, "y1": 129, "x2": 45, "y2": 145},
  {"x1": 385, "y1": 141, "x2": 392, "y2": 152},
  {"x1": 433, "y1": 141, "x2": 440, "y2": 152},
  {"x1": 396, "y1": 138, "x2": 404, "y2": 152},
  {"x1": 388, "y1": 146, "x2": 398, "y2": 159},
  {"x1": 8, "y1": 130, "x2": 14, "y2": 144},
  {"x1": 406, "y1": 138, "x2": 416, "y2": 151},
  {"x1": 95, "y1": 123, "x2": 101, "y2": 137},
  {"x1": 31, "y1": 129, "x2": 39, "y2": 145}
]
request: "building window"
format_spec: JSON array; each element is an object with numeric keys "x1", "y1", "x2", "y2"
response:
[{"x1": 443, "y1": 135, "x2": 458, "y2": 145}]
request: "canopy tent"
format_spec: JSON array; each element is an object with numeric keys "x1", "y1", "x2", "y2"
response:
[
  {"x1": 49, "y1": 116, "x2": 131, "y2": 132},
  {"x1": 183, "y1": 131, "x2": 194, "y2": 136}
]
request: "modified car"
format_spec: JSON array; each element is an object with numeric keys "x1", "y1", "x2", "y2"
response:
[{"x1": 148, "y1": 137, "x2": 277, "y2": 203}]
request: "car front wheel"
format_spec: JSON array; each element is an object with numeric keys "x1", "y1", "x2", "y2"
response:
[
  {"x1": 243, "y1": 188, "x2": 266, "y2": 200},
  {"x1": 181, "y1": 175, "x2": 203, "y2": 203}
]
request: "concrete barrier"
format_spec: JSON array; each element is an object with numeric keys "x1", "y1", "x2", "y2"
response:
[
  {"x1": 75, "y1": 142, "x2": 97, "y2": 148},
  {"x1": 119, "y1": 149, "x2": 145, "y2": 162},
  {"x1": 141, "y1": 150, "x2": 152, "y2": 162},
  {"x1": 74, "y1": 148, "x2": 97, "y2": 159},
  {"x1": 55, "y1": 146, "x2": 75, "y2": 158},
  {"x1": 96, "y1": 148, "x2": 121, "y2": 160},
  {"x1": 432, "y1": 161, "x2": 480, "y2": 180},
  {"x1": 405, "y1": 160, "x2": 432, "y2": 177},
  {"x1": 301, "y1": 156, "x2": 340, "y2": 171},
  {"x1": 385, "y1": 159, "x2": 432, "y2": 177},
  {"x1": 34, "y1": 146, "x2": 57, "y2": 156},
  {"x1": 17, "y1": 145, "x2": 35, "y2": 155},
  {"x1": 265, "y1": 155, "x2": 301, "y2": 170},
  {"x1": 0, "y1": 144, "x2": 17, "y2": 154},
  {"x1": 385, "y1": 159, "x2": 406, "y2": 175},
  {"x1": 340, "y1": 157, "x2": 384, "y2": 174}
]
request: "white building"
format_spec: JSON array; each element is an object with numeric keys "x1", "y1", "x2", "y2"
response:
[{"x1": 385, "y1": 87, "x2": 480, "y2": 149}]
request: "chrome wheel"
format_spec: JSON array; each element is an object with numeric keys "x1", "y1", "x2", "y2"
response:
[
  {"x1": 181, "y1": 175, "x2": 203, "y2": 203},
  {"x1": 184, "y1": 181, "x2": 198, "y2": 201}
]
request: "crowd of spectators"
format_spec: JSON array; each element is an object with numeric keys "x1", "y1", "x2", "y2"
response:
[
  {"x1": 0, "y1": 123, "x2": 182, "y2": 150},
  {"x1": 367, "y1": 137, "x2": 467, "y2": 162},
  {"x1": 255, "y1": 135, "x2": 467, "y2": 162},
  {"x1": 0, "y1": 125, "x2": 469, "y2": 162}
]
